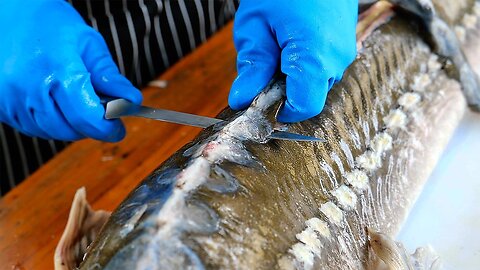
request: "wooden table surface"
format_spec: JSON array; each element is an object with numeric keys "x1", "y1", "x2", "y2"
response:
[{"x1": 0, "y1": 22, "x2": 236, "y2": 270}]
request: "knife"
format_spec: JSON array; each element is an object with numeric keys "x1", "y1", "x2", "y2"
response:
[{"x1": 103, "y1": 98, "x2": 324, "y2": 142}]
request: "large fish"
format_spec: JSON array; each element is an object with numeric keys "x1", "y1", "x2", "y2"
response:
[{"x1": 55, "y1": 0, "x2": 480, "y2": 269}]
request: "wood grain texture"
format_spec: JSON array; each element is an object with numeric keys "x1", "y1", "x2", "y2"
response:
[{"x1": 0, "y1": 22, "x2": 236, "y2": 270}]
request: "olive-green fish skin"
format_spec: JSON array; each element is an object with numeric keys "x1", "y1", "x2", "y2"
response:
[
  {"x1": 77, "y1": 1, "x2": 479, "y2": 269},
  {"x1": 383, "y1": 0, "x2": 480, "y2": 110}
]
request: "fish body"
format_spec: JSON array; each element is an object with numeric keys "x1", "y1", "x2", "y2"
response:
[{"x1": 55, "y1": 0, "x2": 480, "y2": 269}]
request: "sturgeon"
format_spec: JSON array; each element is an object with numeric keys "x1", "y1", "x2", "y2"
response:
[{"x1": 55, "y1": 0, "x2": 480, "y2": 269}]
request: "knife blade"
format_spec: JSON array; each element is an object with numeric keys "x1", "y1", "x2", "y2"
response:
[
  {"x1": 103, "y1": 98, "x2": 324, "y2": 142},
  {"x1": 105, "y1": 98, "x2": 222, "y2": 128}
]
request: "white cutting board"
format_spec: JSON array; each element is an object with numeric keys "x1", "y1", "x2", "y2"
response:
[{"x1": 397, "y1": 110, "x2": 480, "y2": 269}]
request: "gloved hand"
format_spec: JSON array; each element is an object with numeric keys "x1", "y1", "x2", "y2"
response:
[
  {"x1": 0, "y1": 0, "x2": 142, "y2": 142},
  {"x1": 229, "y1": 0, "x2": 358, "y2": 123}
]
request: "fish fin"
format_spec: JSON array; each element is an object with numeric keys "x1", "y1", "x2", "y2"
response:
[
  {"x1": 367, "y1": 228, "x2": 442, "y2": 270},
  {"x1": 389, "y1": 0, "x2": 480, "y2": 110},
  {"x1": 54, "y1": 187, "x2": 111, "y2": 270},
  {"x1": 356, "y1": 1, "x2": 395, "y2": 51},
  {"x1": 410, "y1": 245, "x2": 443, "y2": 270}
]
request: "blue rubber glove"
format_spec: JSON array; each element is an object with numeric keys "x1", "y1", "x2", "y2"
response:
[
  {"x1": 0, "y1": 0, "x2": 142, "y2": 142},
  {"x1": 229, "y1": 0, "x2": 358, "y2": 123}
]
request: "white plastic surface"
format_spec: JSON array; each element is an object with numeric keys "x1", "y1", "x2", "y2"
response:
[{"x1": 397, "y1": 110, "x2": 480, "y2": 270}]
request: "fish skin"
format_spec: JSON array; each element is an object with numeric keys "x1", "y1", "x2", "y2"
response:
[
  {"x1": 367, "y1": 228, "x2": 414, "y2": 270},
  {"x1": 396, "y1": 0, "x2": 480, "y2": 111},
  {"x1": 362, "y1": 0, "x2": 480, "y2": 110},
  {"x1": 71, "y1": 1, "x2": 479, "y2": 270}
]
